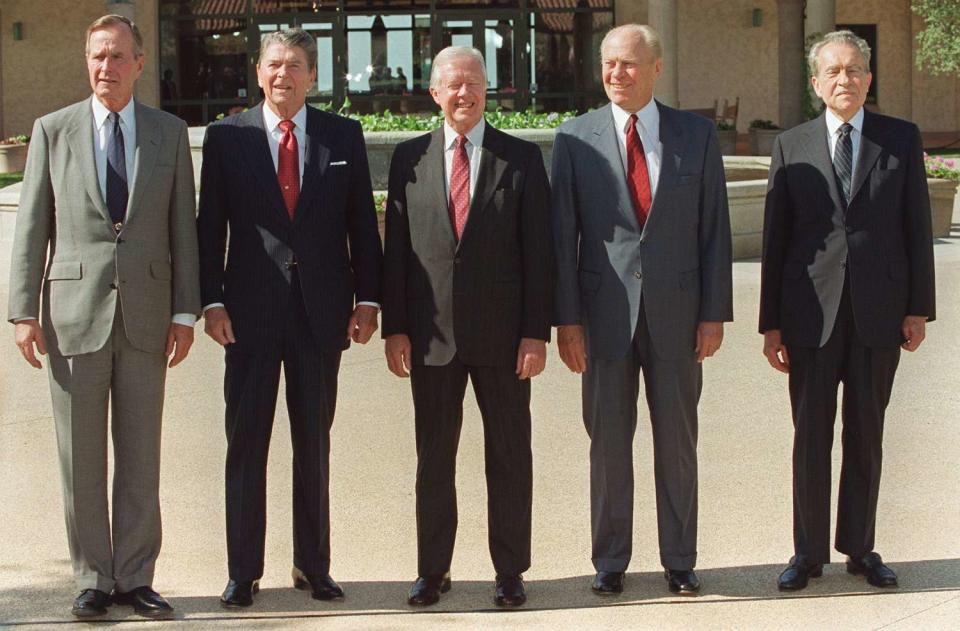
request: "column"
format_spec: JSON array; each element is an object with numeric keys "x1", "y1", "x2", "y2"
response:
[
  {"x1": 649, "y1": 0, "x2": 678, "y2": 107},
  {"x1": 778, "y1": 0, "x2": 805, "y2": 129}
]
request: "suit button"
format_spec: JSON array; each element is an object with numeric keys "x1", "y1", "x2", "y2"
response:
[
  {"x1": 109, "y1": 282, "x2": 118, "y2": 290},
  {"x1": 845, "y1": 226, "x2": 854, "y2": 234},
  {"x1": 284, "y1": 260, "x2": 297, "y2": 270},
  {"x1": 634, "y1": 271, "x2": 642, "y2": 279},
  {"x1": 116, "y1": 237, "x2": 124, "y2": 244}
]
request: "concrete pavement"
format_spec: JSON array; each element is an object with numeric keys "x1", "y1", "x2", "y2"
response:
[{"x1": 1, "y1": 221, "x2": 958, "y2": 629}]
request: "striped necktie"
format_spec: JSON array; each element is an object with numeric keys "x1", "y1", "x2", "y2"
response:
[{"x1": 834, "y1": 122, "x2": 853, "y2": 204}]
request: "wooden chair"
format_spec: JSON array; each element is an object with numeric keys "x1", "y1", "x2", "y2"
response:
[
  {"x1": 718, "y1": 97, "x2": 739, "y2": 127},
  {"x1": 682, "y1": 99, "x2": 718, "y2": 122}
]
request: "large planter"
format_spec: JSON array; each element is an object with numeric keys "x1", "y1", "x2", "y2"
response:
[
  {"x1": 716, "y1": 129, "x2": 737, "y2": 155},
  {"x1": 927, "y1": 177, "x2": 958, "y2": 238},
  {"x1": 0, "y1": 143, "x2": 27, "y2": 173},
  {"x1": 748, "y1": 128, "x2": 780, "y2": 156}
]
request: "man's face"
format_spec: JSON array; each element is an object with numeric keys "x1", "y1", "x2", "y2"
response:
[
  {"x1": 811, "y1": 42, "x2": 872, "y2": 121},
  {"x1": 87, "y1": 24, "x2": 144, "y2": 111},
  {"x1": 601, "y1": 31, "x2": 662, "y2": 112},
  {"x1": 257, "y1": 43, "x2": 316, "y2": 116},
  {"x1": 430, "y1": 57, "x2": 486, "y2": 134}
]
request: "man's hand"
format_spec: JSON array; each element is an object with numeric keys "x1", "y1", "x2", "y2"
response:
[
  {"x1": 516, "y1": 338, "x2": 547, "y2": 380},
  {"x1": 696, "y1": 321, "x2": 724, "y2": 362},
  {"x1": 557, "y1": 325, "x2": 587, "y2": 373},
  {"x1": 14, "y1": 320, "x2": 46, "y2": 369},
  {"x1": 385, "y1": 334, "x2": 412, "y2": 377},
  {"x1": 901, "y1": 315, "x2": 927, "y2": 352},
  {"x1": 204, "y1": 306, "x2": 236, "y2": 346},
  {"x1": 165, "y1": 323, "x2": 195, "y2": 368},
  {"x1": 762, "y1": 329, "x2": 790, "y2": 373},
  {"x1": 347, "y1": 305, "x2": 379, "y2": 344}
]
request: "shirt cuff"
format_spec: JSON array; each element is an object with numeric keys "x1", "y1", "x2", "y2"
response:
[
  {"x1": 356, "y1": 301, "x2": 380, "y2": 309},
  {"x1": 171, "y1": 313, "x2": 197, "y2": 327},
  {"x1": 12, "y1": 317, "x2": 37, "y2": 323},
  {"x1": 203, "y1": 303, "x2": 225, "y2": 313}
]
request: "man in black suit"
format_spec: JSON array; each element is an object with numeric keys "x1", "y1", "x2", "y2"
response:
[
  {"x1": 760, "y1": 30, "x2": 935, "y2": 591},
  {"x1": 197, "y1": 29, "x2": 382, "y2": 607},
  {"x1": 381, "y1": 46, "x2": 552, "y2": 608}
]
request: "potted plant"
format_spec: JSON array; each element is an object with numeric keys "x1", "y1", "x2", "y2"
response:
[
  {"x1": 0, "y1": 134, "x2": 29, "y2": 173},
  {"x1": 716, "y1": 121, "x2": 737, "y2": 155},
  {"x1": 748, "y1": 119, "x2": 780, "y2": 156},
  {"x1": 924, "y1": 152, "x2": 959, "y2": 237}
]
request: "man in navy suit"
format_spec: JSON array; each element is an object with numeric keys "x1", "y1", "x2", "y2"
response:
[{"x1": 197, "y1": 28, "x2": 382, "y2": 608}]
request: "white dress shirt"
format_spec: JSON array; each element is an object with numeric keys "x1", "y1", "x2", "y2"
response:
[
  {"x1": 611, "y1": 98, "x2": 663, "y2": 201},
  {"x1": 203, "y1": 103, "x2": 378, "y2": 313},
  {"x1": 825, "y1": 107, "x2": 865, "y2": 183},
  {"x1": 442, "y1": 117, "x2": 485, "y2": 203},
  {"x1": 262, "y1": 103, "x2": 307, "y2": 185}
]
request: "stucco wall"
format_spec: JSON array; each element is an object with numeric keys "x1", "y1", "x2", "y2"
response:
[{"x1": 677, "y1": 0, "x2": 780, "y2": 132}]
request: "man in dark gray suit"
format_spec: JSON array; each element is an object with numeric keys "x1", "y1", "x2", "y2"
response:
[
  {"x1": 552, "y1": 24, "x2": 732, "y2": 595},
  {"x1": 760, "y1": 30, "x2": 935, "y2": 591},
  {"x1": 8, "y1": 15, "x2": 200, "y2": 618}
]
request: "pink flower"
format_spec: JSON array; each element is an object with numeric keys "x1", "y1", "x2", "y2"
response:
[{"x1": 946, "y1": 159, "x2": 955, "y2": 168}]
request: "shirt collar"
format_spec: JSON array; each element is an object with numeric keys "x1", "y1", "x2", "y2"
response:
[
  {"x1": 611, "y1": 97, "x2": 660, "y2": 137},
  {"x1": 825, "y1": 107, "x2": 865, "y2": 136},
  {"x1": 91, "y1": 95, "x2": 136, "y2": 132},
  {"x1": 262, "y1": 103, "x2": 308, "y2": 134},
  {"x1": 443, "y1": 117, "x2": 485, "y2": 150}
]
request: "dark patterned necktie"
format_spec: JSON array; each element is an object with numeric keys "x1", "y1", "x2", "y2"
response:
[
  {"x1": 449, "y1": 135, "x2": 470, "y2": 240},
  {"x1": 834, "y1": 122, "x2": 853, "y2": 204},
  {"x1": 105, "y1": 112, "x2": 128, "y2": 226}
]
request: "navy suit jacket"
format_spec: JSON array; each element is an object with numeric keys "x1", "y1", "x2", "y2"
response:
[{"x1": 197, "y1": 103, "x2": 382, "y2": 354}]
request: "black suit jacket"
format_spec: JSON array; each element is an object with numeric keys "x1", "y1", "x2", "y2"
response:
[
  {"x1": 760, "y1": 110, "x2": 936, "y2": 348},
  {"x1": 381, "y1": 123, "x2": 553, "y2": 367},
  {"x1": 198, "y1": 104, "x2": 383, "y2": 354}
]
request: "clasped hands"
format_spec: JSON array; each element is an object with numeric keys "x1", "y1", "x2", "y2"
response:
[
  {"x1": 385, "y1": 335, "x2": 546, "y2": 379},
  {"x1": 204, "y1": 304, "x2": 380, "y2": 346}
]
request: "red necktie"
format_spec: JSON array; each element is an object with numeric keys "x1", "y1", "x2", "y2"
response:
[
  {"x1": 449, "y1": 135, "x2": 470, "y2": 240},
  {"x1": 277, "y1": 119, "x2": 299, "y2": 219},
  {"x1": 626, "y1": 113, "x2": 652, "y2": 228}
]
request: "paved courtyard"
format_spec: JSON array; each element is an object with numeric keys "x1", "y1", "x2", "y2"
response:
[{"x1": 0, "y1": 215, "x2": 958, "y2": 629}]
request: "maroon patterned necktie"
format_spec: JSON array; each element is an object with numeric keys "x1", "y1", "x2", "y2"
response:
[
  {"x1": 277, "y1": 119, "x2": 299, "y2": 218},
  {"x1": 626, "y1": 113, "x2": 652, "y2": 228},
  {"x1": 449, "y1": 135, "x2": 470, "y2": 240}
]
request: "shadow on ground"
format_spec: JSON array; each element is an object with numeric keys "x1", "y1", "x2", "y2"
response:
[{"x1": 2, "y1": 558, "x2": 958, "y2": 625}]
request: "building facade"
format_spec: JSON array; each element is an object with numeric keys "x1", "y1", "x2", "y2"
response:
[{"x1": 0, "y1": 0, "x2": 957, "y2": 137}]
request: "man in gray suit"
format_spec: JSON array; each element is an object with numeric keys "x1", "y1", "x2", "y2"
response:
[
  {"x1": 7, "y1": 15, "x2": 200, "y2": 618},
  {"x1": 552, "y1": 24, "x2": 732, "y2": 595}
]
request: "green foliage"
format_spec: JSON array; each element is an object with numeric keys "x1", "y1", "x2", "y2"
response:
[
  {"x1": 913, "y1": 0, "x2": 960, "y2": 75},
  {"x1": 803, "y1": 32, "x2": 826, "y2": 121},
  {"x1": 1, "y1": 134, "x2": 29, "y2": 145},
  {"x1": 0, "y1": 172, "x2": 24, "y2": 188},
  {"x1": 749, "y1": 119, "x2": 780, "y2": 130},
  {"x1": 716, "y1": 121, "x2": 736, "y2": 131},
  {"x1": 925, "y1": 152, "x2": 960, "y2": 181}
]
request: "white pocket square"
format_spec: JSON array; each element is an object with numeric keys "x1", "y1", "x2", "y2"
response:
[{"x1": 330, "y1": 160, "x2": 348, "y2": 166}]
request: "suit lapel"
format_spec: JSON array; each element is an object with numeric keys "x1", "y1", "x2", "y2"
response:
[
  {"x1": 125, "y1": 102, "x2": 159, "y2": 224},
  {"x1": 414, "y1": 127, "x2": 457, "y2": 248},
  {"x1": 65, "y1": 102, "x2": 112, "y2": 226},
  {"x1": 643, "y1": 102, "x2": 682, "y2": 239},
  {"x1": 798, "y1": 114, "x2": 846, "y2": 215},
  {"x1": 293, "y1": 107, "x2": 330, "y2": 225},
  {"x1": 240, "y1": 104, "x2": 289, "y2": 222},
  {"x1": 592, "y1": 104, "x2": 641, "y2": 231},
  {"x1": 849, "y1": 110, "x2": 882, "y2": 205},
  {"x1": 459, "y1": 123, "x2": 509, "y2": 250}
]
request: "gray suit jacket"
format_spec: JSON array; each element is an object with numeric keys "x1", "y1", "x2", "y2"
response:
[
  {"x1": 7, "y1": 98, "x2": 200, "y2": 356},
  {"x1": 552, "y1": 102, "x2": 733, "y2": 360}
]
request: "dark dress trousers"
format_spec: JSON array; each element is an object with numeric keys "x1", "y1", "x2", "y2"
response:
[
  {"x1": 381, "y1": 123, "x2": 553, "y2": 578},
  {"x1": 760, "y1": 110, "x2": 935, "y2": 564},
  {"x1": 197, "y1": 104, "x2": 382, "y2": 580}
]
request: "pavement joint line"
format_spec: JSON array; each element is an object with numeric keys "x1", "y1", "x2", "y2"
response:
[{"x1": 873, "y1": 592, "x2": 960, "y2": 630}]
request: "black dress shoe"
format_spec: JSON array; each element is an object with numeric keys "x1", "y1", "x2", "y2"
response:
[
  {"x1": 292, "y1": 567, "x2": 344, "y2": 600},
  {"x1": 846, "y1": 552, "x2": 898, "y2": 587},
  {"x1": 665, "y1": 569, "x2": 700, "y2": 595},
  {"x1": 494, "y1": 574, "x2": 526, "y2": 607},
  {"x1": 407, "y1": 573, "x2": 452, "y2": 606},
  {"x1": 220, "y1": 579, "x2": 259, "y2": 608},
  {"x1": 112, "y1": 586, "x2": 173, "y2": 618},
  {"x1": 777, "y1": 556, "x2": 823, "y2": 591},
  {"x1": 71, "y1": 589, "x2": 111, "y2": 617},
  {"x1": 591, "y1": 571, "x2": 624, "y2": 594}
]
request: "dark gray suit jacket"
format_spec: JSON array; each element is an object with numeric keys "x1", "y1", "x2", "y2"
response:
[
  {"x1": 381, "y1": 123, "x2": 553, "y2": 367},
  {"x1": 759, "y1": 111, "x2": 936, "y2": 348},
  {"x1": 552, "y1": 102, "x2": 733, "y2": 360}
]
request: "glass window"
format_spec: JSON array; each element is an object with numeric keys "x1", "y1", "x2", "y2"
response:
[
  {"x1": 529, "y1": 10, "x2": 610, "y2": 111},
  {"x1": 435, "y1": 1, "x2": 520, "y2": 7},
  {"x1": 254, "y1": 1, "x2": 334, "y2": 13},
  {"x1": 161, "y1": 0, "x2": 246, "y2": 17},
  {"x1": 160, "y1": 19, "x2": 249, "y2": 102},
  {"x1": 347, "y1": 15, "x2": 430, "y2": 96}
]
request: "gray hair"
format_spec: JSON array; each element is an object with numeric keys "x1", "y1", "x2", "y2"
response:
[
  {"x1": 600, "y1": 24, "x2": 663, "y2": 60},
  {"x1": 429, "y1": 46, "x2": 487, "y2": 89},
  {"x1": 808, "y1": 30, "x2": 871, "y2": 76},
  {"x1": 86, "y1": 14, "x2": 143, "y2": 57},
  {"x1": 260, "y1": 28, "x2": 317, "y2": 71}
]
